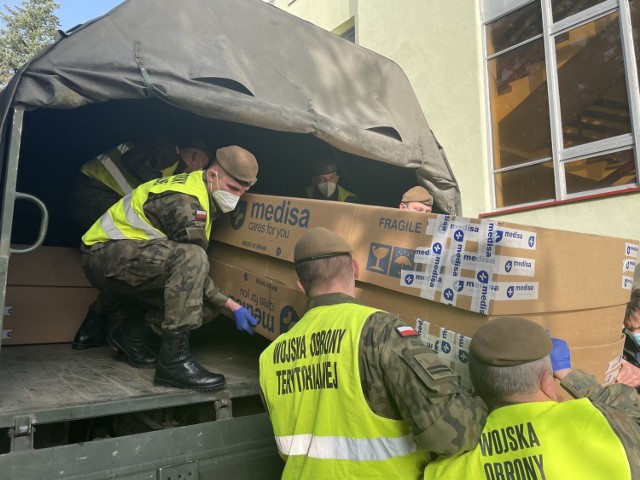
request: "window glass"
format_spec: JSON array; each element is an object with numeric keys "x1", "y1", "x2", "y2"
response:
[
  {"x1": 552, "y1": 0, "x2": 606, "y2": 23},
  {"x1": 556, "y1": 12, "x2": 631, "y2": 148},
  {"x1": 340, "y1": 27, "x2": 355, "y2": 43},
  {"x1": 564, "y1": 149, "x2": 636, "y2": 194},
  {"x1": 488, "y1": 38, "x2": 552, "y2": 170},
  {"x1": 495, "y1": 161, "x2": 556, "y2": 207},
  {"x1": 487, "y1": 1, "x2": 542, "y2": 55},
  {"x1": 631, "y1": 0, "x2": 640, "y2": 79}
]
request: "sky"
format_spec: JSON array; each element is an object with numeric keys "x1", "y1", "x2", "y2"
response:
[{"x1": 1, "y1": 0, "x2": 124, "y2": 31}]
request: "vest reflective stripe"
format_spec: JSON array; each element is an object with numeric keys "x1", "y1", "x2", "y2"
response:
[
  {"x1": 259, "y1": 303, "x2": 427, "y2": 479},
  {"x1": 80, "y1": 142, "x2": 135, "y2": 196},
  {"x1": 424, "y1": 398, "x2": 631, "y2": 480},
  {"x1": 100, "y1": 153, "x2": 134, "y2": 195},
  {"x1": 98, "y1": 195, "x2": 165, "y2": 241},
  {"x1": 276, "y1": 432, "x2": 416, "y2": 461},
  {"x1": 82, "y1": 171, "x2": 211, "y2": 245}
]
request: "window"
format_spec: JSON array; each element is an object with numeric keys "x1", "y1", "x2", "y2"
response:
[
  {"x1": 484, "y1": 0, "x2": 639, "y2": 209},
  {"x1": 340, "y1": 26, "x2": 355, "y2": 43}
]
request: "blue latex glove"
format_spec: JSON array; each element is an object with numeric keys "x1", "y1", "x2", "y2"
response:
[
  {"x1": 550, "y1": 337, "x2": 571, "y2": 372},
  {"x1": 233, "y1": 307, "x2": 257, "y2": 335}
]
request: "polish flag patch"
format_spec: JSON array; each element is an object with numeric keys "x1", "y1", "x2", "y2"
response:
[
  {"x1": 195, "y1": 209, "x2": 207, "y2": 220},
  {"x1": 396, "y1": 325, "x2": 419, "y2": 338}
]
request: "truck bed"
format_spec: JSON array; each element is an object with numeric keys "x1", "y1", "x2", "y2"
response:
[
  {"x1": 0, "y1": 321, "x2": 283, "y2": 479},
  {"x1": 0, "y1": 321, "x2": 268, "y2": 426}
]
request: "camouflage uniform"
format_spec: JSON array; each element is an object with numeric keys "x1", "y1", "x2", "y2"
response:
[
  {"x1": 561, "y1": 369, "x2": 640, "y2": 477},
  {"x1": 81, "y1": 187, "x2": 228, "y2": 332},
  {"x1": 307, "y1": 293, "x2": 488, "y2": 457}
]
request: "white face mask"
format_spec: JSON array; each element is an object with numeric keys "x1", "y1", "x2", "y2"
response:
[
  {"x1": 210, "y1": 174, "x2": 240, "y2": 213},
  {"x1": 317, "y1": 181, "x2": 337, "y2": 198},
  {"x1": 626, "y1": 329, "x2": 640, "y2": 349}
]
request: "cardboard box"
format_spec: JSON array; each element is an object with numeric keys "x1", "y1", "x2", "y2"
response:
[
  {"x1": 8, "y1": 245, "x2": 91, "y2": 287},
  {"x1": 2, "y1": 286, "x2": 98, "y2": 345},
  {"x1": 214, "y1": 193, "x2": 637, "y2": 315},
  {"x1": 208, "y1": 242, "x2": 626, "y2": 383}
]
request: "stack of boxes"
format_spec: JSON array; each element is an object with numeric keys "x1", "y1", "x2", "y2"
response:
[
  {"x1": 210, "y1": 193, "x2": 638, "y2": 389},
  {"x1": 1, "y1": 246, "x2": 97, "y2": 345}
]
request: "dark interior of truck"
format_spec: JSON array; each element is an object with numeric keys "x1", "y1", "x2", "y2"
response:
[{"x1": 10, "y1": 97, "x2": 423, "y2": 248}]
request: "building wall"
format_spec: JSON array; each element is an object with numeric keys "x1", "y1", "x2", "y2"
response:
[{"x1": 274, "y1": 0, "x2": 640, "y2": 243}]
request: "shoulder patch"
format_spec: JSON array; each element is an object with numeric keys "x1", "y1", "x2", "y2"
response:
[
  {"x1": 396, "y1": 325, "x2": 419, "y2": 338},
  {"x1": 195, "y1": 209, "x2": 207, "y2": 220},
  {"x1": 415, "y1": 353, "x2": 456, "y2": 380}
]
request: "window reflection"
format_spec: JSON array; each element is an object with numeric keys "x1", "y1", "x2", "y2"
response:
[
  {"x1": 556, "y1": 12, "x2": 631, "y2": 148},
  {"x1": 488, "y1": 39, "x2": 552, "y2": 170},
  {"x1": 552, "y1": 0, "x2": 605, "y2": 23},
  {"x1": 565, "y1": 150, "x2": 637, "y2": 194},
  {"x1": 487, "y1": 2, "x2": 542, "y2": 55},
  {"x1": 495, "y1": 162, "x2": 556, "y2": 208}
]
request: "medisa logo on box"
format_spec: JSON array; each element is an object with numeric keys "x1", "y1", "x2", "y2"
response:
[
  {"x1": 623, "y1": 276, "x2": 634, "y2": 290},
  {"x1": 626, "y1": 243, "x2": 639, "y2": 258},
  {"x1": 624, "y1": 259, "x2": 636, "y2": 274}
]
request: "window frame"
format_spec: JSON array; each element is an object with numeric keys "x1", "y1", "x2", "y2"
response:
[{"x1": 482, "y1": 0, "x2": 640, "y2": 211}]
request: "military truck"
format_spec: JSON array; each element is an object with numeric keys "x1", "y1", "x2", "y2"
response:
[{"x1": 0, "y1": 0, "x2": 458, "y2": 477}]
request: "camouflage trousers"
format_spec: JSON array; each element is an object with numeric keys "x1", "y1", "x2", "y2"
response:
[{"x1": 81, "y1": 239, "x2": 225, "y2": 332}]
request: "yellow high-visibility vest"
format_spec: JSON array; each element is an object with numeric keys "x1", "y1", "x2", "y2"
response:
[
  {"x1": 425, "y1": 398, "x2": 631, "y2": 480},
  {"x1": 259, "y1": 302, "x2": 427, "y2": 479},
  {"x1": 80, "y1": 142, "x2": 180, "y2": 196},
  {"x1": 82, "y1": 171, "x2": 211, "y2": 245}
]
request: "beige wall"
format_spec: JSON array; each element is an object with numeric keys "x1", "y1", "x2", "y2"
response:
[{"x1": 274, "y1": 0, "x2": 640, "y2": 243}]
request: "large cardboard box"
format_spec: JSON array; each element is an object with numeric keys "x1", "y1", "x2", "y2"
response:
[
  {"x1": 208, "y1": 242, "x2": 626, "y2": 382},
  {"x1": 214, "y1": 193, "x2": 638, "y2": 315},
  {"x1": 7, "y1": 245, "x2": 91, "y2": 287},
  {"x1": 2, "y1": 246, "x2": 97, "y2": 345},
  {"x1": 2, "y1": 286, "x2": 98, "y2": 345}
]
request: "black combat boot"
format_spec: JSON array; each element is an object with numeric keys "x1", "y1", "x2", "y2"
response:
[
  {"x1": 107, "y1": 320, "x2": 158, "y2": 368},
  {"x1": 153, "y1": 330, "x2": 226, "y2": 391},
  {"x1": 72, "y1": 312, "x2": 108, "y2": 350}
]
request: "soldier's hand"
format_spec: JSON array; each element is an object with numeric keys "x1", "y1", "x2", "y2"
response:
[
  {"x1": 550, "y1": 337, "x2": 571, "y2": 374},
  {"x1": 233, "y1": 307, "x2": 258, "y2": 335}
]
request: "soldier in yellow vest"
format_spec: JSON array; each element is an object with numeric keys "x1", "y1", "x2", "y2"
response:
[
  {"x1": 80, "y1": 146, "x2": 259, "y2": 391},
  {"x1": 71, "y1": 135, "x2": 212, "y2": 350},
  {"x1": 259, "y1": 227, "x2": 488, "y2": 479},
  {"x1": 304, "y1": 158, "x2": 358, "y2": 203},
  {"x1": 425, "y1": 316, "x2": 640, "y2": 479},
  {"x1": 399, "y1": 186, "x2": 433, "y2": 213}
]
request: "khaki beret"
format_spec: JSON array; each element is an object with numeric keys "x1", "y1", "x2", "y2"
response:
[
  {"x1": 470, "y1": 317, "x2": 552, "y2": 366},
  {"x1": 311, "y1": 158, "x2": 337, "y2": 176},
  {"x1": 402, "y1": 186, "x2": 433, "y2": 206},
  {"x1": 294, "y1": 227, "x2": 352, "y2": 264},
  {"x1": 216, "y1": 146, "x2": 258, "y2": 185}
]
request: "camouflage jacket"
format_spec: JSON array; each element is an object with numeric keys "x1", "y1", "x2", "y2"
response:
[
  {"x1": 143, "y1": 178, "x2": 221, "y2": 251},
  {"x1": 561, "y1": 369, "x2": 640, "y2": 477},
  {"x1": 307, "y1": 293, "x2": 488, "y2": 457},
  {"x1": 143, "y1": 185, "x2": 228, "y2": 307}
]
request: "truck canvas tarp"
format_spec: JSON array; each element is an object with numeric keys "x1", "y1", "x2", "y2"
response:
[{"x1": 0, "y1": 0, "x2": 456, "y2": 478}]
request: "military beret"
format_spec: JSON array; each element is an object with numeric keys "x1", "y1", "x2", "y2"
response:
[
  {"x1": 216, "y1": 146, "x2": 258, "y2": 185},
  {"x1": 470, "y1": 317, "x2": 552, "y2": 366},
  {"x1": 402, "y1": 186, "x2": 433, "y2": 206},
  {"x1": 294, "y1": 227, "x2": 352, "y2": 264},
  {"x1": 311, "y1": 158, "x2": 337, "y2": 176}
]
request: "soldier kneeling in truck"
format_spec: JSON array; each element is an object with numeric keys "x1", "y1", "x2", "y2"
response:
[{"x1": 79, "y1": 146, "x2": 259, "y2": 391}]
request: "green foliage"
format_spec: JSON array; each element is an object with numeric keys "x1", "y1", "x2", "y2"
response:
[{"x1": 0, "y1": 0, "x2": 60, "y2": 86}]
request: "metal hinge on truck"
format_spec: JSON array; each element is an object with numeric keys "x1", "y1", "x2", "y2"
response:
[{"x1": 9, "y1": 415, "x2": 33, "y2": 451}]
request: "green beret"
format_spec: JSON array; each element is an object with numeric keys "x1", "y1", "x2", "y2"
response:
[
  {"x1": 470, "y1": 317, "x2": 552, "y2": 366},
  {"x1": 294, "y1": 227, "x2": 352, "y2": 264},
  {"x1": 402, "y1": 186, "x2": 433, "y2": 206},
  {"x1": 216, "y1": 146, "x2": 258, "y2": 185},
  {"x1": 311, "y1": 158, "x2": 337, "y2": 176}
]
